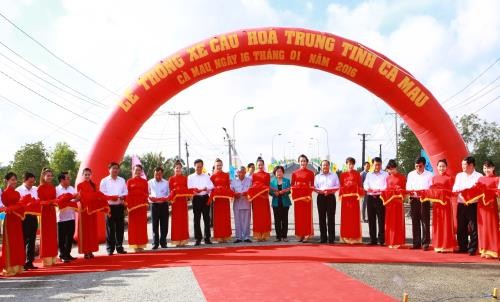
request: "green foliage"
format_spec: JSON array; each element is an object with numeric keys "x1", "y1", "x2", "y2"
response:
[
  {"x1": 49, "y1": 142, "x2": 79, "y2": 185},
  {"x1": 397, "y1": 124, "x2": 422, "y2": 174},
  {"x1": 119, "y1": 153, "x2": 183, "y2": 180},
  {"x1": 11, "y1": 142, "x2": 49, "y2": 184},
  {"x1": 455, "y1": 114, "x2": 500, "y2": 169}
]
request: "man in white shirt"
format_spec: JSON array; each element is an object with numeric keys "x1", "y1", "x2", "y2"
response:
[
  {"x1": 188, "y1": 159, "x2": 214, "y2": 246},
  {"x1": 148, "y1": 167, "x2": 170, "y2": 249},
  {"x1": 363, "y1": 157, "x2": 388, "y2": 245},
  {"x1": 100, "y1": 162, "x2": 128, "y2": 255},
  {"x1": 230, "y1": 166, "x2": 252, "y2": 243},
  {"x1": 406, "y1": 157, "x2": 434, "y2": 250},
  {"x1": 452, "y1": 156, "x2": 483, "y2": 255},
  {"x1": 360, "y1": 161, "x2": 370, "y2": 223},
  {"x1": 16, "y1": 172, "x2": 39, "y2": 270},
  {"x1": 314, "y1": 160, "x2": 340, "y2": 244},
  {"x1": 56, "y1": 172, "x2": 77, "y2": 262}
]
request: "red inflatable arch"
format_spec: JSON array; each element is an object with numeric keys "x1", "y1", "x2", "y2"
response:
[{"x1": 76, "y1": 27, "x2": 467, "y2": 238}]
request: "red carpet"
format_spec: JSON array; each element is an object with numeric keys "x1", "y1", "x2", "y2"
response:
[
  {"x1": 192, "y1": 262, "x2": 397, "y2": 302},
  {"x1": 4, "y1": 244, "x2": 495, "y2": 278}
]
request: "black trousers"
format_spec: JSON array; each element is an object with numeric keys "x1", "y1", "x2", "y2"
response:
[
  {"x1": 23, "y1": 214, "x2": 38, "y2": 263},
  {"x1": 457, "y1": 203, "x2": 478, "y2": 252},
  {"x1": 192, "y1": 195, "x2": 211, "y2": 241},
  {"x1": 151, "y1": 202, "x2": 169, "y2": 246},
  {"x1": 106, "y1": 205, "x2": 125, "y2": 253},
  {"x1": 367, "y1": 195, "x2": 385, "y2": 244},
  {"x1": 410, "y1": 197, "x2": 431, "y2": 248},
  {"x1": 273, "y1": 204, "x2": 289, "y2": 239},
  {"x1": 58, "y1": 220, "x2": 75, "y2": 258},
  {"x1": 317, "y1": 194, "x2": 336, "y2": 242}
]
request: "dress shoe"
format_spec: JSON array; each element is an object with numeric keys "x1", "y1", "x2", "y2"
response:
[
  {"x1": 116, "y1": 249, "x2": 127, "y2": 254},
  {"x1": 367, "y1": 242, "x2": 377, "y2": 245},
  {"x1": 411, "y1": 245, "x2": 422, "y2": 250},
  {"x1": 24, "y1": 262, "x2": 38, "y2": 270},
  {"x1": 107, "y1": 252, "x2": 114, "y2": 256},
  {"x1": 152, "y1": 245, "x2": 159, "y2": 250},
  {"x1": 328, "y1": 240, "x2": 335, "y2": 244},
  {"x1": 282, "y1": 238, "x2": 288, "y2": 242},
  {"x1": 195, "y1": 240, "x2": 201, "y2": 246},
  {"x1": 61, "y1": 258, "x2": 71, "y2": 263},
  {"x1": 84, "y1": 253, "x2": 91, "y2": 259},
  {"x1": 422, "y1": 245, "x2": 430, "y2": 251},
  {"x1": 468, "y1": 249, "x2": 477, "y2": 256},
  {"x1": 160, "y1": 244, "x2": 168, "y2": 248},
  {"x1": 274, "y1": 238, "x2": 282, "y2": 242},
  {"x1": 89, "y1": 253, "x2": 95, "y2": 258},
  {"x1": 233, "y1": 239, "x2": 242, "y2": 243},
  {"x1": 67, "y1": 255, "x2": 77, "y2": 260},
  {"x1": 379, "y1": 243, "x2": 385, "y2": 247},
  {"x1": 244, "y1": 239, "x2": 252, "y2": 243},
  {"x1": 298, "y1": 238, "x2": 304, "y2": 243},
  {"x1": 204, "y1": 239, "x2": 213, "y2": 245},
  {"x1": 320, "y1": 240, "x2": 327, "y2": 244}
]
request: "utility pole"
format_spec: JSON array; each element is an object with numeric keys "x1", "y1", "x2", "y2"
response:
[
  {"x1": 168, "y1": 111, "x2": 189, "y2": 161},
  {"x1": 379, "y1": 144, "x2": 382, "y2": 159},
  {"x1": 358, "y1": 133, "x2": 371, "y2": 165},
  {"x1": 386, "y1": 111, "x2": 399, "y2": 160},
  {"x1": 222, "y1": 127, "x2": 233, "y2": 172},
  {"x1": 185, "y1": 141, "x2": 190, "y2": 174}
]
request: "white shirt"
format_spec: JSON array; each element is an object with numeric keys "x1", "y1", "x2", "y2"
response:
[
  {"x1": 406, "y1": 170, "x2": 433, "y2": 193},
  {"x1": 363, "y1": 170, "x2": 388, "y2": 195},
  {"x1": 314, "y1": 172, "x2": 340, "y2": 191},
  {"x1": 100, "y1": 176, "x2": 127, "y2": 205},
  {"x1": 148, "y1": 178, "x2": 170, "y2": 203},
  {"x1": 56, "y1": 184, "x2": 76, "y2": 222},
  {"x1": 188, "y1": 173, "x2": 214, "y2": 196},
  {"x1": 16, "y1": 184, "x2": 39, "y2": 199},
  {"x1": 452, "y1": 171, "x2": 483, "y2": 204}
]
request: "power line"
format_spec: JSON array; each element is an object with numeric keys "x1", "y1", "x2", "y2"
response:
[
  {"x1": 442, "y1": 56, "x2": 500, "y2": 104},
  {"x1": 0, "y1": 12, "x2": 120, "y2": 96},
  {"x1": 0, "y1": 50, "x2": 107, "y2": 109},
  {"x1": 0, "y1": 93, "x2": 88, "y2": 141},
  {"x1": 0, "y1": 40, "x2": 108, "y2": 107},
  {"x1": 473, "y1": 95, "x2": 500, "y2": 113},
  {"x1": 0, "y1": 69, "x2": 97, "y2": 124},
  {"x1": 448, "y1": 80, "x2": 500, "y2": 112}
]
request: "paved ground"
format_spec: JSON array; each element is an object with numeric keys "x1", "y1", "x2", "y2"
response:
[{"x1": 1, "y1": 193, "x2": 499, "y2": 301}]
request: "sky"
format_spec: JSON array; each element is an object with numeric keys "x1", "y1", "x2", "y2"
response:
[{"x1": 0, "y1": 0, "x2": 499, "y2": 170}]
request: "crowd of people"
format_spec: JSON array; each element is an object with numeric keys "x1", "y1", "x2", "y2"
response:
[{"x1": 0, "y1": 154, "x2": 498, "y2": 276}]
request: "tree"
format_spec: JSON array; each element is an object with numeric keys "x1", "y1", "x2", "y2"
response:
[
  {"x1": 455, "y1": 114, "x2": 500, "y2": 168},
  {"x1": 119, "y1": 153, "x2": 183, "y2": 180},
  {"x1": 119, "y1": 154, "x2": 132, "y2": 180},
  {"x1": 397, "y1": 123, "x2": 422, "y2": 174},
  {"x1": 50, "y1": 142, "x2": 80, "y2": 185},
  {"x1": 11, "y1": 142, "x2": 49, "y2": 184},
  {"x1": 0, "y1": 164, "x2": 11, "y2": 180}
]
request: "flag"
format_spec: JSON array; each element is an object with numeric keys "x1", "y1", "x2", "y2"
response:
[
  {"x1": 420, "y1": 149, "x2": 433, "y2": 173},
  {"x1": 332, "y1": 163, "x2": 338, "y2": 173},
  {"x1": 131, "y1": 155, "x2": 147, "y2": 179}
]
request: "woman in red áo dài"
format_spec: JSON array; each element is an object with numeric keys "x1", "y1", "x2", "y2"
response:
[
  {"x1": 168, "y1": 160, "x2": 192, "y2": 247},
  {"x1": 248, "y1": 157, "x2": 271, "y2": 241},
  {"x1": 1, "y1": 172, "x2": 26, "y2": 276},
  {"x1": 126, "y1": 165, "x2": 149, "y2": 252},
  {"x1": 38, "y1": 168, "x2": 59, "y2": 267},
  {"x1": 291, "y1": 154, "x2": 315, "y2": 242},
  {"x1": 421, "y1": 159, "x2": 457, "y2": 253},
  {"x1": 339, "y1": 157, "x2": 364, "y2": 244},
  {"x1": 381, "y1": 159, "x2": 406, "y2": 248},
  {"x1": 476, "y1": 160, "x2": 499, "y2": 259},
  {"x1": 210, "y1": 159, "x2": 233, "y2": 243}
]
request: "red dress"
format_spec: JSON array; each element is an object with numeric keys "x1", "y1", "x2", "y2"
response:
[
  {"x1": 169, "y1": 175, "x2": 191, "y2": 245},
  {"x1": 1, "y1": 187, "x2": 26, "y2": 275},
  {"x1": 38, "y1": 184, "x2": 58, "y2": 265},
  {"x1": 381, "y1": 173, "x2": 406, "y2": 248},
  {"x1": 76, "y1": 181, "x2": 104, "y2": 254},
  {"x1": 423, "y1": 174, "x2": 457, "y2": 253},
  {"x1": 339, "y1": 170, "x2": 363, "y2": 244},
  {"x1": 249, "y1": 171, "x2": 271, "y2": 240},
  {"x1": 126, "y1": 177, "x2": 149, "y2": 249},
  {"x1": 477, "y1": 175, "x2": 499, "y2": 258},
  {"x1": 291, "y1": 168, "x2": 315, "y2": 238},
  {"x1": 210, "y1": 172, "x2": 233, "y2": 242}
]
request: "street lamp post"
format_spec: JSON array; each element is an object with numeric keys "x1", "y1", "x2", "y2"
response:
[
  {"x1": 271, "y1": 133, "x2": 282, "y2": 163},
  {"x1": 314, "y1": 125, "x2": 330, "y2": 161},
  {"x1": 310, "y1": 137, "x2": 320, "y2": 163},
  {"x1": 232, "y1": 106, "x2": 254, "y2": 150}
]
